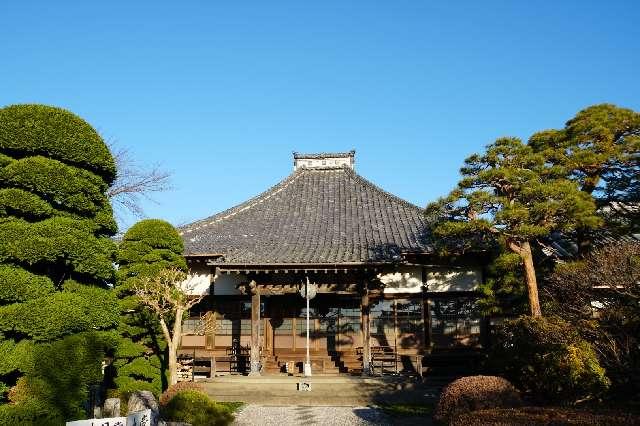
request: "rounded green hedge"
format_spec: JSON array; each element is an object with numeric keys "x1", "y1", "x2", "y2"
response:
[
  {"x1": 0, "y1": 188, "x2": 55, "y2": 221},
  {"x1": 112, "y1": 219, "x2": 186, "y2": 397},
  {"x1": 0, "y1": 156, "x2": 109, "y2": 215},
  {"x1": 0, "y1": 265, "x2": 55, "y2": 303},
  {"x1": 122, "y1": 219, "x2": 186, "y2": 253},
  {"x1": 0, "y1": 104, "x2": 116, "y2": 184},
  {"x1": 161, "y1": 390, "x2": 234, "y2": 426},
  {"x1": 117, "y1": 218, "x2": 186, "y2": 284},
  {"x1": 0, "y1": 287, "x2": 119, "y2": 341}
]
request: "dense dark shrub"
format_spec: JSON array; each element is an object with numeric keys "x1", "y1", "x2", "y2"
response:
[
  {"x1": 489, "y1": 316, "x2": 610, "y2": 403},
  {"x1": 450, "y1": 407, "x2": 640, "y2": 426},
  {"x1": 0, "y1": 398, "x2": 62, "y2": 426},
  {"x1": 161, "y1": 390, "x2": 234, "y2": 426},
  {"x1": 544, "y1": 241, "x2": 640, "y2": 396},
  {"x1": 434, "y1": 375, "x2": 522, "y2": 424},
  {"x1": 159, "y1": 381, "x2": 204, "y2": 406}
]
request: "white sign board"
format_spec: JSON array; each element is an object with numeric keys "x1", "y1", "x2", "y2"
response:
[
  {"x1": 127, "y1": 410, "x2": 153, "y2": 426},
  {"x1": 67, "y1": 418, "x2": 126, "y2": 426},
  {"x1": 67, "y1": 409, "x2": 152, "y2": 426}
]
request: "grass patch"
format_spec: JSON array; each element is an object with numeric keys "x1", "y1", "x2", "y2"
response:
[{"x1": 378, "y1": 403, "x2": 434, "y2": 417}]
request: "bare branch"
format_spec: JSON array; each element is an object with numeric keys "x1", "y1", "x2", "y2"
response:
[{"x1": 107, "y1": 140, "x2": 173, "y2": 220}]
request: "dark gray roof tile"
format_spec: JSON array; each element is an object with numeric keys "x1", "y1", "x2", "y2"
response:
[{"x1": 179, "y1": 166, "x2": 432, "y2": 264}]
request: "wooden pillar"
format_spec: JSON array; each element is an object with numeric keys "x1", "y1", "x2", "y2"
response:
[
  {"x1": 422, "y1": 268, "x2": 432, "y2": 349},
  {"x1": 205, "y1": 311, "x2": 216, "y2": 350},
  {"x1": 361, "y1": 283, "x2": 371, "y2": 375},
  {"x1": 423, "y1": 294, "x2": 432, "y2": 348},
  {"x1": 249, "y1": 280, "x2": 261, "y2": 376}
]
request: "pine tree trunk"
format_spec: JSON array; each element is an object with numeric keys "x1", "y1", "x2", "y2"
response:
[{"x1": 507, "y1": 239, "x2": 543, "y2": 317}]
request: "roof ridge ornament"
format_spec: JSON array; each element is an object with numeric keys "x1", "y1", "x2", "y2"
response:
[{"x1": 293, "y1": 150, "x2": 355, "y2": 171}]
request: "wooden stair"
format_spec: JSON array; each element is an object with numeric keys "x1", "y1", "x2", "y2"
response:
[
  {"x1": 262, "y1": 350, "x2": 363, "y2": 375},
  {"x1": 328, "y1": 351, "x2": 363, "y2": 374}
]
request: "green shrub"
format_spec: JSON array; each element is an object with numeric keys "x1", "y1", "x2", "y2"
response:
[
  {"x1": 0, "y1": 188, "x2": 54, "y2": 220},
  {"x1": 434, "y1": 375, "x2": 522, "y2": 424},
  {"x1": 161, "y1": 390, "x2": 234, "y2": 426},
  {"x1": 0, "y1": 216, "x2": 117, "y2": 282},
  {"x1": 18, "y1": 332, "x2": 119, "y2": 420},
  {"x1": 0, "y1": 156, "x2": 109, "y2": 214},
  {"x1": 0, "y1": 265, "x2": 55, "y2": 303},
  {"x1": 0, "y1": 398, "x2": 63, "y2": 426},
  {"x1": 0, "y1": 381, "x2": 9, "y2": 401},
  {"x1": 114, "y1": 219, "x2": 186, "y2": 396},
  {"x1": 0, "y1": 104, "x2": 116, "y2": 183},
  {"x1": 489, "y1": 316, "x2": 610, "y2": 403},
  {"x1": 0, "y1": 339, "x2": 34, "y2": 375},
  {"x1": 159, "y1": 381, "x2": 205, "y2": 406},
  {"x1": 0, "y1": 104, "x2": 119, "y2": 423},
  {"x1": 0, "y1": 288, "x2": 119, "y2": 341}
]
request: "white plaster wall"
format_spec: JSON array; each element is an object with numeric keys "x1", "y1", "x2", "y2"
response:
[
  {"x1": 212, "y1": 272, "x2": 245, "y2": 295},
  {"x1": 426, "y1": 268, "x2": 481, "y2": 292},
  {"x1": 294, "y1": 157, "x2": 352, "y2": 170},
  {"x1": 181, "y1": 263, "x2": 212, "y2": 296},
  {"x1": 378, "y1": 266, "x2": 423, "y2": 294}
]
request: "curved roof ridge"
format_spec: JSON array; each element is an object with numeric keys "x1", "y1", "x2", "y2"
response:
[
  {"x1": 179, "y1": 169, "x2": 305, "y2": 235},
  {"x1": 346, "y1": 167, "x2": 425, "y2": 213}
]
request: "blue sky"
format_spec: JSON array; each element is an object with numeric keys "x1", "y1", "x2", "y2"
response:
[{"x1": 2, "y1": 1, "x2": 639, "y2": 229}]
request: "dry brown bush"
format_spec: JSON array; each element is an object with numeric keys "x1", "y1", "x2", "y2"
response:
[
  {"x1": 434, "y1": 375, "x2": 522, "y2": 424},
  {"x1": 450, "y1": 407, "x2": 640, "y2": 425},
  {"x1": 159, "y1": 381, "x2": 204, "y2": 406}
]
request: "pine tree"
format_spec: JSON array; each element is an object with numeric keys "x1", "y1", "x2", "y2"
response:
[
  {"x1": 0, "y1": 104, "x2": 119, "y2": 422},
  {"x1": 427, "y1": 137, "x2": 601, "y2": 316},
  {"x1": 529, "y1": 104, "x2": 640, "y2": 247},
  {"x1": 114, "y1": 219, "x2": 186, "y2": 395}
]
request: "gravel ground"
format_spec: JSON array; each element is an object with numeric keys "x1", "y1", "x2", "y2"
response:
[{"x1": 233, "y1": 405, "x2": 430, "y2": 426}]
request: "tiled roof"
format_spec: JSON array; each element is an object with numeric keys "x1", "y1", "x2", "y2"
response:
[{"x1": 179, "y1": 166, "x2": 432, "y2": 264}]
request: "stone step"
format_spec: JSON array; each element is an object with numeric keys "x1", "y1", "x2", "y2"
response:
[{"x1": 201, "y1": 375, "x2": 451, "y2": 405}]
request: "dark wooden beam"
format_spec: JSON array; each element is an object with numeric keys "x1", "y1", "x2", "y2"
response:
[{"x1": 361, "y1": 283, "x2": 371, "y2": 375}]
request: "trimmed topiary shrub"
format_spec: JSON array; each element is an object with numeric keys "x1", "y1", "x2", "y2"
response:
[
  {"x1": 489, "y1": 316, "x2": 610, "y2": 404},
  {"x1": 161, "y1": 390, "x2": 234, "y2": 426},
  {"x1": 159, "y1": 381, "x2": 204, "y2": 406},
  {"x1": 112, "y1": 219, "x2": 187, "y2": 396},
  {"x1": 0, "y1": 104, "x2": 119, "y2": 423},
  {"x1": 434, "y1": 375, "x2": 522, "y2": 424},
  {"x1": 0, "y1": 104, "x2": 116, "y2": 182}
]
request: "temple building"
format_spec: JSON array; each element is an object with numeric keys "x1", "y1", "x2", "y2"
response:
[{"x1": 178, "y1": 151, "x2": 486, "y2": 377}]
